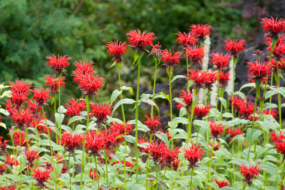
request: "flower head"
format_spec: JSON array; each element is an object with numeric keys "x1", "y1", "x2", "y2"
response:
[
  {"x1": 261, "y1": 17, "x2": 285, "y2": 37},
  {"x1": 263, "y1": 109, "x2": 278, "y2": 119},
  {"x1": 185, "y1": 45, "x2": 205, "y2": 65},
  {"x1": 145, "y1": 140, "x2": 167, "y2": 164},
  {"x1": 210, "y1": 122, "x2": 224, "y2": 140},
  {"x1": 85, "y1": 132, "x2": 105, "y2": 156},
  {"x1": 194, "y1": 104, "x2": 210, "y2": 119},
  {"x1": 144, "y1": 115, "x2": 161, "y2": 133},
  {"x1": 160, "y1": 147, "x2": 181, "y2": 167},
  {"x1": 106, "y1": 41, "x2": 129, "y2": 63},
  {"x1": 4, "y1": 99, "x2": 15, "y2": 118},
  {"x1": 13, "y1": 132, "x2": 29, "y2": 146},
  {"x1": 150, "y1": 43, "x2": 162, "y2": 57},
  {"x1": 5, "y1": 155, "x2": 19, "y2": 166},
  {"x1": 32, "y1": 88, "x2": 51, "y2": 107},
  {"x1": 11, "y1": 91, "x2": 28, "y2": 109},
  {"x1": 9, "y1": 80, "x2": 31, "y2": 95},
  {"x1": 0, "y1": 185, "x2": 17, "y2": 190},
  {"x1": 46, "y1": 54, "x2": 71, "y2": 73},
  {"x1": 90, "y1": 103, "x2": 112, "y2": 127},
  {"x1": 272, "y1": 40, "x2": 285, "y2": 59},
  {"x1": 32, "y1": 167, "x2": 52, "y2": 188},
  {"x1": 229, "y1": 96, "x2": 244, "y2": 113},
  {"x1": 239, "y1": 101, "x2": 255, "y2": 119},
  {"x1": 161, "y1": 49, "x2": 181, "y2": 68},
  {"x1": 184, "y1": 144, "x2": 204, "y2": 169},
  {"x1": 102, "y1": 129, "x2": 118, "y2": 150},
  {"x1": 0, "y1": 162, "x2": 6, "y2": 175},
  {"x1": 270, "y1": 131, "x2": 285, "y2": 143},
  {"x1": 176, "y1": 32, "x2": 197, "y2": 46},
  {"x1": 239, "y1": 164, "x2": 261, "y2": 186},
  {"x1": 226, "y1": 127, "x2": 243, "y2": 140},
  {"x1": 269, "y1": 58, "x2": 285, "y2": 71},
  {"x1": 12, "y1": 110, "x2": 33, "y2": 130},
  {"x1": 210, "y1": 53, "x2": 232, "y2": 71},
  {"x1": 109, "y1": 122, "x2": 133, "y2": 136},
  {"x1": 44, "y1": 75, "x2": 65, "y2": 94},
  {"x1": 59, "y1": 131, "x2": 84, "y2": 154},
  {"x1": 76, "y1": 73, "x2": 104, "y2": 99},
  {"x1": 248, "y1": 61, "x2": 271, "y2": 81},
  {"x1": 73, "y1": 61, "x2": 95, "y2": 79},
  {"x1": 0, "y1": 137, "x2": 9, "y2": 154},
  {"x1": 64, "y1": 99, "x2": 86, "y2": 117},
  {"x1": 89, "y1": 169, "x2": 100, "y2": 181},
  {"x1": 218, "y1": 72, "x2": 230, "y2": 88},
  {"x1": 214, "y1": 179, "x2": 230, "y2": 188},
  {"x1": 126, "y1": 30, "x2": 156, "y2": 51},
  {"x1": 25, "y1": 149, "x2": 40, "y2": 167},
  {"x1": 180, "y1": 90, "x2": 192, "y2": 109},
  {"x1": 224, "y1": 39, "x2": 246, "y2": 57},
  {"x1": 274, "y1": 140, "x2": 285, "y2": 157},
  {"x1": 137, "y1": 137, "x2": 149, "y2": 152},
  {"x1": 171, "y1": 159, "x2": 180, "y2": 171},
  {"x1": 27, "y1": 100, "x2": 40, "y2": 114},
  {"x1": 188, "y1": 69, "x2": 217, "y2": 89},
  {"x1": 189, "y1": 24, "x2": 212, "y2": 41}
]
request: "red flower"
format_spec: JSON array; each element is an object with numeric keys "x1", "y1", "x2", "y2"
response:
[
  {"x1": 27, "y1": 100, "x2": 40, "y2": 114},
  {"x1": 76, "y1": 73, "x2": 104, "y2": 99},
  {"x1": 137, "y1": 137, "x2": 149, "y2": 152},
  {"x1": 144, "y1": 115, "x2": 161, "y2": 133},
  {"x1": 194, "y1": 104, "x2": 210, "y2": 119},
  {"x1": 4, "y1": 99, "x2": 15, "y2": 118},
  {"x1": 0, "y1": 185, "x2": 17, "y2": 190},
  {"x1": 239, "y1": 164, "x2": 261, "y2": 186},
  {"x1": 73, "y1": 61, "x2": 95, "y2": 80},
  {"x1": 226, "y1": 127, "x2": 243, "y2": 139},
  {"x1": 32, "y1": 167, "x2": 52, "y2": 188},
  {"x1": 161, "y1": 49, "x2": 181, "y2": 68},
  {"x1": 185, "y1": 45, "x2": 205, "y2": 65},
  {"x1": 64, "y1": 99, "x2": 86, "y2": 117},
  {"x1": 32, "y1": 88, "x2": 51, "y2": 107},
  {"x1": 102, "y1": 129, "x2": 118, "y2": 150},
  {"x1": 126, "y1": 29, "x2": 156, "y2": 51},
  {"x1": 261, "y1": 17, "x2": 285, "y2": 37},
  {"x1": 90, "y1": 103, "x2": 112, "y2": 127},
  {"x1": 31, "y1": 116, "x2": 53, "y2": 134},
  {"x1": 5, "y1": 155, "x2": 19, "y2": 166},
  {"x1": 171, "y1": 159, "x2": 180, "y2": 171},
  {"x1": 106, "y1": 41, "x2": 129, "y2": 63},
  {"x1": 224, "y1": 39, "x2": 246, "y2": 57},
  {"x1": 188, "y1": 69, "x2": 217, "y2": 89},
  {"x1": 239, "y1": 101, "x2": 255, "y2": 119},
  {"x1": 210, "y1": 122, "x2": 224, "y2": 140},
  {"x1": 9, "y1": 80, "x2": 31, "y2": 95},
  {"x1": 0, "y1": 162, "x2": 6, "y2": 175},
  {"x1": 180, "y1": 90, "x2": 192, "y2": 109},
  {"x1": 247, "y1": 60, "x2": 271, "y2": 81},
  {"x1": 184, "y1": 143, "x2": 204, "y2": 169},
  {"x1": 44, "y1": 75, "x2": 66, "y2": 94},
  {"x1": 0, "y1": 137, "x2": 9, "y2": 154},
  {"x1": 109, "y1": 122, "x2": 133, "y2": 135},
  {"x1": 275, "y1": 140, "x2": 285, "y2": 157},
  {"x1": 145, "y1": 140, "x2": 167, "y2": 164},
  {"x1": 269, "y1": 58, "x2": 285, "y2": 71},
  {"x1": 229, "y1": 96, "x2": 244, "y2": 112},
  {"x1": 210, "y1": 53, "x2": 232, "y2": 71},
  {"x1": 272, "y1": 41, "x2": 285, "y2": 59},
  {"x1": 176, "y1": 32, "x2": 197, "y2": 46},
  {"x1": 12, "y1": 110, "x2": 33, "y2": 130},
  {"x1": 59, "y1": 131, "x2": 84, "y2": 154},
  {"x1": 11, "y1": 91, "x2": 28, "y2": 108},
  {"x1": 189, "y1": 24, "x2": 212, "y2": 41},
  {"x1": 46, "y1": 54, "x2": 71, "y2": 73},
  {"x1": 25, "y1": 149, "x2": 40, "y2": 167},
  {"x1": 210, "y1": 143, "x2": 221, "y2": 151},
  {"x1": 160, "y1": 147, "x2": 181, "y2": 167},
  {"x1": 150, "y1": 43, "x2": 162, "y2": 57},
  {"x1": 269, "y1": 131, "x2": 285, "y2": 143},
  {"x1": 13, "y1": 132, "x2": 29, "y2": 146},
  {"x1": 89, "y1": 169, "x2": 100, "y2": 181},
  {"x1": 249, "y1": 115, "x2": 259, "y2": 122},
  {"x1": 218, "y1": 72, "x2": 230, "y2": 88},
  {"x1": 214, "y1": 179, "x2": 230, "y2": 188}
]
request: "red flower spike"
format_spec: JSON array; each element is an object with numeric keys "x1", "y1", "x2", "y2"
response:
[
  {"x1": 32, "y1": 167, "x2": 52, "y2": 188},
  {"x1": 44, "y1": 75, "x2": 65, "y2": 94},
  {"x1": 25, "y1": 149, "x2": 40, "y2": 167},
  {"x1": 0, "y1": 137, "x2": 9, "y2": 154},
  {"x1": 9, "y1": 80, "x2": 31, "y2": 95},
  {"x1": 27, "y1": 100, "x2": 40, "y2": 114},
  {"x1": 184, "y1": 143, "x2": 204, "y2": 169},
  {"x1": 150, "y1": 43, "x2": 162, "y2": 57},
  {"x1": 180, "y1": 90, "x2": 192, "y2": 109},
  {"x1": 59, "y1": 131, "x2": 84, "y2": 154},
  {"x1": 64, "y1": 99, "x2": 86, "y2": 117},
  {"x1": 209, "y1": 122, "x2": 224, "y2": 140},
  {"x1": 161, "y1": 49, "x2": 181, "y2": 68},
  {"x1": 229, "y1": 96, "x2": 244, "y2": 113},
  {"x1": 106, "y1": 41, "x2": 129, "y2": 63},
  {"x1": 0, "y1": 185, "x2": 17, "y2": 190},
  {"x1": 32, "y1": 88, "x2": 51, "y2": 107},
  {"x1": 145, "y1": 140, "x2": 167, "y2": 164},
  {"x1": 12, "y1": 110, "x2": 33, "y2": 130},
  {"x1": 239, "y1": 164, "x2": 261, "y2": 186},
  {"x1": 126, "y1": 29, "x2": 156, "y2": 51},
  {"x1": 11, "y1": 91, "x2": 28, "y2": 109},
  {"x1": 73, "y1": 61, "x2": 95, "y2": 81},
  {"x1": 109, "y1": 122, "x2": 133, "y2": 136},
  {"x1": 13, "y1": 132, "x2": 29, "y2": 146},
  {"x1": 176, "y1": 32, "x2": 197, "y2": 46},
  {"x1": 270, "y1": 131, "x2": 285, "y2": 143},
  {"x1": 247, "y1": 60, "x2": 271, "y2": 81},
  {"x1": 189, "y1": 24, "x2": 212, "y2": 41},
  {"x1": 194, "y1": 104, "x2": 210, "y2": 120},
  {"x1": 214, "y1": 179, "x2": 230, "y2": 188},
  {"x1": 5, "y1": 155, "x2": 19, "y2": 166},
  {"x1": 89, "y1": 169, "x2": 100, "y2": 181},
  {"x1": 102, "y1": 129, "x2": 118, "y2": 150},
  {"x1": 269, "y1": 58, "x2": 285, "y2": 71},
  {"x1": 144, "y1": 115, "x2": 161, "y2": 133},
  {"x1": 160, "y1": 147, "x2": 181, "y2": 167},
  {"x1": 90, "y1": 103, "x2": 112, "y2": 127},
  {"x1": 187, "y1": 69, "x2": 217, "y2": 89},
  {"x1": 239, "y1": 101, "x2": 255, "y2": 119},
  {"x1": 218, "y1": 72, "x2": 230, "y2": 88},
  {"x1": 85, "y1": 131, "x2": 105, "y2": 156},
  {"x1": 275, "y1": 141, "x2": 285, "y2": 157},
  {"x1": 46, "y1": 54, "x2": 71, "y2": 73},
  {"x1": 185, "y1": 45, "x2": 205, "y2": 65},
  {"x1": 224, "y1": 39, "x2": 246, "y2": 57},
  {"x1": 210, "y1": 53, "x2": 232, "y2": 71},
  {"x1": 77, "y1": 73, "x2": 104, "y2": 99},
  {"x1": 226, "y1": 127, "x2": 243, "y2": 140},
  {"x1": 261, "y1": 17, "x2": 285, "y2": 37},
  {"x1": 0, "y1": 162, "x2": 6, "y2": 175},
  {"x1": 272, "y1": 41, "x2": 285, "y2": 59}
]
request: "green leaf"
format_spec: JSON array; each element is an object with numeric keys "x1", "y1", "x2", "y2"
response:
[
  {"x1": 112, "y1": 98, "x2": 136, "y2": 114},
  {"x1": 155, "y1": 92, "x2": 169, "y2": 101},
  {"x1": 270, "y1": 87, "x2": 285, "y2": 99},
  {"x1": 55, "y1": 113, "x2": 65, "y2": 126},
  {"x1": 179, "y1": 107, "x2": 187, "y2": 117},
  {"x1": 155, "y1": 133, "x2": 169, "y2": 145},
  {"x1": 0, "y1": 108, "x2": 9, "y2": 116},
  {"x1": 265, "y1": 91, "x2": 277, "y2": 99},
  {"x1": 133, "y1": 53, "x2": 139, "y2": 65},
  {"x1": 259, "y1": 163, "x2": 277, "y2": 175},
  {"x1": 218, "y1": 97, "x2": 227, "y2": 109},
  {"x1": 0, "y1": 123, "x2": 6, "y2": 129},
  {"x1": 111, "y1": 90, "x2": 122, "y2": 104},
  {"x1": 171, "y1": 75, "x2": 186, "y2": 83},
  {"x1": 221, "y1": 187, "x2": 236, "y2": 190},
  {"x1": 121, "y1": 86, "x2": 133, "y2": 95},
  {"x1": 124, "y1": 135, "x2": 136, "y2": 143},
  {"x1": 222, "y1": 112, "x2": 233, "y2": 118},
  {"x1": 246, "y1": 129, "x2": 262, "y2": 146},
  {"x1": 230, "y1": 135, "x2": 244, "y2": 147},
  {"x1": 239, "y1": 83, "x2": 255, "y2": 91},
  {"x1": 67, "y1": 116, "x2": 85, "y2": 126},
  {"x1": 207, "y1": 181, "x2": 219, "y2": 190},
  {"x1": 108, "y1": 61, "x2": 117, "y2": 69}
]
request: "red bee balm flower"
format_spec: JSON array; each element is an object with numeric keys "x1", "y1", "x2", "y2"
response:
[
  {"x1": 269, "y1": 131, "x2": 285, "y2": 143},
  {"x1": 150, "y1": 43, "x2": 162, "y2": 57},
  {"x1": 13, "y1": 132, "x2": 29, "y2": 146},
  {"x1": 5, "y1": 155, "x2": 19, "y2": 166},
  {"x1": 239, "y1": 164, "x2": 261, "y2": 186},
  {"x1": 224, "y1": 39, "x2": 246, "y2": 57},
  {"x1": 218, "y1": 72, "x2": 230, "y2": 88},
  {"x1": 210, "y1": 122, "x2": 224, "y2": 140},
  {"x1": 64, "y1": 99, "x2": 86, "y2": 117},
  {"x1": 188, "y1": 69, "x2": 217, "y2": 89},
  {"x1": 0, "y1": 162, "x2": 6, "y2": 175},
  {"x1": 145, "y1": 141, "x2": 167, "y2": 164},
  {"x1": 194, "y1": 104, "x2": 210, "y2": 119},
  {"x1": 44, "y1": 75, "x2": 65, "y2": 94},
  {"x1": 0, "y1": 185, "x2": 17, "y2": 190},
  {"x1": 180, "y1": 90, "x2": 192, "y2": 109},
  {"x1": 9, "y1": 80, "x2": 31, "y2": 95},
  {"x1": 226, "y1": 127, "x2": 243, "y2": 140},
  {"x1": 185, "y1": 45, "x2": 205, "y2": 65},
  {"x1": 269, "y1": 58, "x2": 285, "y2": 71},
  {"x1": 12, "y1": 110, "x2": 33, "y2": 130},
  {"x1": 109, "y1": 122, "x2": 133, "y2": 135},
  {"x1": 89, "y1": 169, "x2": 100, "y2": 181},
  {"x1": 59, "y1": 131, "x2": 83, "y2": 154},
  {"x1": 25, "y1": 149, "x2": 40, "y2": 167},
  {"x1": 77, "y1": 73, "x2": 104, "y2": 99},
  {"x1": 176, "y1": 32, "x2": 197, "y2": 46},
  {"x1": 248, "y1": 61, "x2": 271, "y2": 81},
  {"x1": 73, "y1": 61, "x2": 95, "y2": 80},
  {"x1": 85, "y1": 132, "x2": 105, "y2": 156},
  {"x1": 239, "y1": 101, "x2": 255, "y2": 119},
  {"x1": 102, "y1": 129, "x2": 118, "y2": 150},
  {"x1": 160, "y1": 147, "x2": 181, "y2": 167},
  {"x1": 46, "y1": 54, "x2": 71, "y2": 73},
  {"x1": 184, "y1": 144, "x2": 204, "y2": 169},
  {"x1": 214, "y1": 179, "x2": 230, "y2": 188},
  {"x1": 261, "y1": 17, "x2": 285, "y2": 37},
  {"x1": 0, "y1": 137, "x2": 9, "y2": 154},
  {"x1": 126, "y1": 29, "x2": 156, "y2": 51},
  {"x1": 189, "y1": 24, "x2": 212, "y2": 41},
  {"x1": 210, "y1": 53, "x2": 232, "y2": 71},
  {"x1": 90, "y1": 103, "x2": 112, "y2": 127},
  {"x1": 32, "y1": 88, "x2": 51, "y2": 107},
  {"x1": 32, "y1": 167, "x2": 52, "y2": 188},
  {"x1": 106, "y1": 41, "x2": 129, "y2": 63},
  {"x1": 229, "y1": 96, "x2": 244, "y2": 113},
  {"x1": 275, "y1": 141, "x2": 285, "y2": 158},
  {"x1": 11, "y1": 91, "x2": 28, "y2": 109},
  {"x1": 161, "y1": 49, "x2": 181, "y2": 68},
  {"x1": 144, "y1": 115, "x2": 161, "y2": 133},
  {"x1": 272, "y1": 41, "x2": 285, "y2": 59}
]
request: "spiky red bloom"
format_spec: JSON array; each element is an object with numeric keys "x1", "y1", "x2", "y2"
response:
[
  {"x1": 10, "y1": 80, "x2": 31, "y2": 95},
  {"x1": 0, "y1": 162, "x2": 6, "y2": 175},
  {"x1": 85, "y1": 131, "x2": 105, "y2": 156},
  {"x1": 239, "y1": 164, "x2": 261, "y2": 186},
  {"x1": 184, "y1": 144, "x2": 204, "y2": 169},
  {"x1": 263, "y1": 109, "x2": 278, "y2": 119},
  {"x1": 32, "y1": 167, "x2": 52, "y2": 188},
  {"x1": 4, "y1": 99, "x2": 14, "y2": 117},
  {"x1": 5, "y1": 155, "x2": 19, "y2": 166},
  {"x1": 188, "y1": 69, "x2": 217, "y2": 89},
  {"x1": 210, "y1": 143, "x2": 221, "y2": 151},
  {"x1": 32, "y1": 88, "x2": 51, "y2": 107},
  {"x1": 171, "y1": 159, "x2": 180, "y2": 171},
  {"x1": 189, "y1": 24, "x2": 212, "y2": 41},
  {"x1": 12, "y1": 110, "x2": 33, "y2": 130},
  {"x1": 27, "y1": 100, "x2": 39, "y2": 114},
  {"x1": 226, "y1": 127, "x2": 243, "y2": 139},
  {"x1": 25, "y1": 149, "x2": 40, "y2": 167},
  {"x1": 185, "y1": 45, "x2": 205, "y2": 65},
  {"x1": 176, "y1": 32, "x2": 197, "y2": 46},
  {"x1": 273, "y1": 41, "x2": 285, "y2": 59},
  {"x1": 73, "y1": 61, "x2": 95, "y2": 80},
  {"x1": 150, "y1": 43, "x2": 162, "y2": 57},
  {"x1": 239, "y1": 101, "x2": 255, "y2": 119},
  {"x1": 46, "y1": 54, "x2": 71, "y2": 73},
  {"x1": 44, "y1": 75, "x2": 65, "y2": 94},
  {"x1": 102, "y1": 129, "x2": 118, "y2": 150},
  {"x1": 261, "y1": 17, "x2": 285, "y2": 37},
  {"x1": 224, "y1": 39, "x2": 246, "y2": 57},
  {"x1": 269, "y1": 131, "x2": 285, "y2": 143},
  {"x1": 210, "y1": 53, "x2": 232, "y2": 71},
  {"x1": 161, "y1": 49, "x2": 181, "y2": 68},
  {"x1": 11, "y1": 91, "x2": 28, "y2": 108},
  {"x1": 269, "y1": 58, "x2": 285, "y2": 71},
  {"x1": 59, "y1": 131, "x2": 83, "y2": 154},
  {"x1": 275, "y1": 141, "x2": 285, "y2": 156},
  {"x1": 160, "y1": 147, "x2": 181, "y2": 167},
  {"x1": 247, "y1": 61, "x2": 271, "y2": 81},
  {"x1": 0, "y1": 137, "x2": 9, "y2": 154},
  {"x1": 144, "y1": 115, "x2": 161, "y2": 133},
  {"x1": 89, "y1": 169, "x2": 100, "y2": 181},
  {"x1": 157, "y1": 129, "x2": 173, "y2": 140},
  {"x1": 31, "y1": 116, "x2": 53, "y2": 134},
  {"x1": 214, "y1": 179, "x2": 230, "y2": 188},
  {"x1": 126, "y1": 30, "x2": 156, "y2": 51},
  {"x1": 137, "y1": 137, "x2": 149, "y2": 152},
  {"x1": 218, "y1": 72, "x2": 230, "y2": 88},
  {"x1": 106, "y1": 41, "x2": 129, "y2": 63},
  {"x1": 194, "y1": 104, "x2": 210, "y2": 119},
  {"x1": 180, "y1": 90, "x2": 192, "y2": 109},
  {"x1": 176, "y1": 102, "x2": 185, "y2": 110},
  {"x1": 76, "y1": 73, "x2": 104, "y2": 99},
  {"x1": 145, "y1": 140, "x2": 167, "y2": 164},
  {"x1": 109, "y1": 122, "x2": 133, "y2": 137},
  {"x1": 90, "y1": 103, "x2": 112, "y2": 127},
  {"x1": 0, "y1": 185, "x2": 17, "y2": 190},
  {"x1": 13, "y1": 132, "x2": 29, "y2": 146},
  {"x1": 229, "y1": 96, "x2": 244, "y2": 112},
  {"x1": 64, "y1": 99, "x2": 86, "y2": 117},
  {"x1": 210, "y1": 122, "x2": 224, "y2": 140},
  {"x1": 249, "y1": 115, "x2": 259, "y2": 122}
]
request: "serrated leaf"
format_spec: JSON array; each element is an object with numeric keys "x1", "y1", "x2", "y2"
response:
[{"x1": 112, "y1": 98, "x2": 136, "y2": 114}]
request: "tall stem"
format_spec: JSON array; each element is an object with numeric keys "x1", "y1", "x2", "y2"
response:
[
  {"x1": 151, "y1": 57, "x2": 158, "y2": 116},
  {"x1": 58, "y1": 73, "x2": 62, "y2": 137},
  {"x1": 186, "y1": 56, "x2": 189, "y2": 90},
  {"x1": 275, "y1": 61, "x2": 282, "y2": 129},
  {"x1": 169, "y1": 67, "x2": 173, "y2": 121}
]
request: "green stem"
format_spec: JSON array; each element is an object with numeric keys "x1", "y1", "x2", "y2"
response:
[
  {"x1": 190, "y1": 168, "x2": 194, "y2": 188},
  {"x1": 186, "y1": 56, "x2": 189, "y2": 90},
  {"x1": 156, "y1": 165, "x2": 159, "y2": 190},
  {"x1": 151, "y1": 57, "x2": 158, "y2": 116},
  {"x1": 69, "y1": 153, "x2": 71, "y2": 190},
  {"x1": 105, "y1": 149, "x2": 109, "y2": 185},
  {"x1": 169, "y1": 67, "x2": 173, "y2": 121},
  {"x1": 275, "y1": 61, "x2": 282, "y2": 129},
  {"x1": 58, "y1": 73, "x2": 62, "y2": 137}
]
